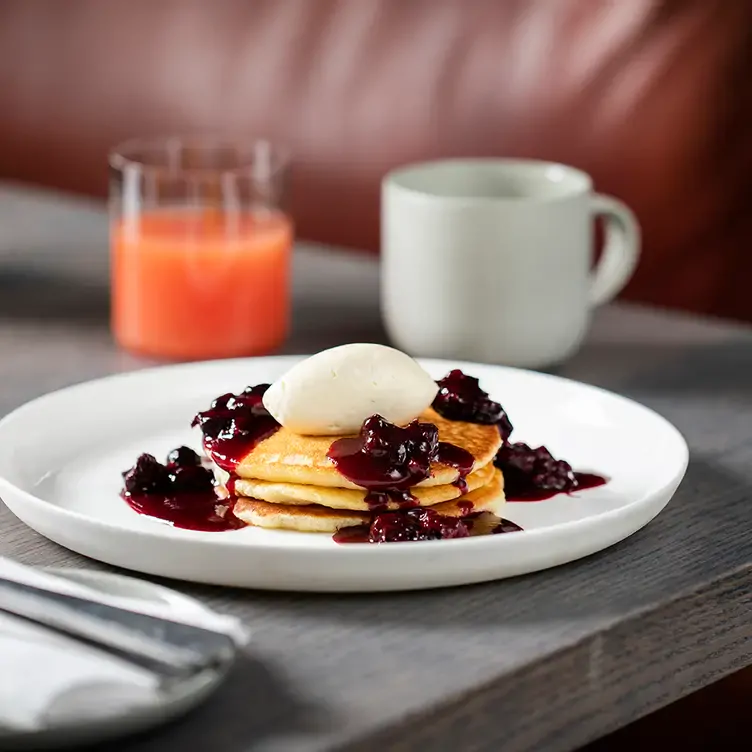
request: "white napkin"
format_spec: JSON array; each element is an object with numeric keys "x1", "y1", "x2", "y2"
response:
[{"x1": 0, "y1": 557, "x2": 249, "y2": 735}]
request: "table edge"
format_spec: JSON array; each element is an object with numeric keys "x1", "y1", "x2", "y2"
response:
[{"x1": 335, "y1": 565, "x2": 751, "y2": 752}]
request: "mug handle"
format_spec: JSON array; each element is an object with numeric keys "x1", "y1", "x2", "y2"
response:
[{"x1": 589, "y1": 193, "x2": 641, "y2": 306}]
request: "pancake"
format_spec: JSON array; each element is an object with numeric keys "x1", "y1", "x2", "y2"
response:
[
  {"x1": 234, "y1": 461, "x2": 495, "y2": 511},
  {"x1": 234, "y1": 468, "x2": 505, "y2": 533},
  {"x1": 233, "y1": 407, "x2": 502, "y2": 489}
]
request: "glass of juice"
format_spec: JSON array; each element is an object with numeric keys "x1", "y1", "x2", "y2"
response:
[{"x1": 110, "y1": 136, "x2": 293, "y2": 360}]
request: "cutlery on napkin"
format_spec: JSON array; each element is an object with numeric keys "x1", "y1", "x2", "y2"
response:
[{"x1": 0, "y1": 557, "x2": 249, "y2": 735}]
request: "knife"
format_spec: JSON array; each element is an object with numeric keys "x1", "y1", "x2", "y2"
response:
[{"x1": 0, "y1": 575, "x2": 238, "y2": 681}]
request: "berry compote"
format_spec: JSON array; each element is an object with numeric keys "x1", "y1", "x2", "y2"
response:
[
  {"x1": 333, "y1": 508, "x2": 523, "y2": 544},
  {"x1": 494, "y1": 442, "x2": 606, "y2": 501},
  {"x1": 121, "y1": 447, "x2": 245, "y2": 531},
  {"x1": 327, "y1": 415, "x2": 474, "y2": 510},
  {"x1": 432, "y1": 369, "x2": 608, "y2": 501},
  {"x1": 191, "y1": 384, "x2": 280, "y2": 472},
  {"x1": 371, "y1": 507, "x2": 471, "y2": 542},
  {"x1": 432, "y1": 369, "x2": 513, "y2": 440}
]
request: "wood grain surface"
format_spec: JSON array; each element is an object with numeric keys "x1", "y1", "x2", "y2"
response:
[{"x1": 0, "y1": 186, "x2": 750, "y2": 751}]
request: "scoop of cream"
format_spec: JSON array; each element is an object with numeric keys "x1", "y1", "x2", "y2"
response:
[{"x1": 262, "y1": 344, "x2": 439, "y2": 435}]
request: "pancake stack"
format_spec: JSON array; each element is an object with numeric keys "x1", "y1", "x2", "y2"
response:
[{"x1": 231, "y1": 407, "x2": 506, "y2": 533}]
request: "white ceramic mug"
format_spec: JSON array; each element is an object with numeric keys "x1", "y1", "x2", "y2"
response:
[{"x1": 381, "y1": 159, "x2": 640, "y2": 368}]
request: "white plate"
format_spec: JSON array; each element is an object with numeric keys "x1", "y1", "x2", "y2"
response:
[
  {"x1": 0, "y1": 357, "x2": 688, "y2": 593},
  {"x1": 0, "y1": 568, "x2": 232, "y2": 750}
]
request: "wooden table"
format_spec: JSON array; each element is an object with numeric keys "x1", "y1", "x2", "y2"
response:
[{"x1": 1, "y1": 186, "x2": 751, "y2": 752}]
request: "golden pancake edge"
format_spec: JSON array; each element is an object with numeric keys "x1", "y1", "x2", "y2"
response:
[
  {"x1": 234, "y1": 461, "x2": 495, "y2": 511},
  {"x1": 234, "y1": 468, "x2": 506, "y2": 533},
  {"x1": 233, "y1": 407, "x2": 502, "y2": 489}
]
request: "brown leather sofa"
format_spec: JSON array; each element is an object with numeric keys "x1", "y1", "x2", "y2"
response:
[{"x1": 0, "y1": 0, "x2": 750, "y2": 324}]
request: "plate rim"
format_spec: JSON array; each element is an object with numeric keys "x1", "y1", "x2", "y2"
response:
[{"x1": 0, "y1": 356, "x2": 690, "y2": 555}]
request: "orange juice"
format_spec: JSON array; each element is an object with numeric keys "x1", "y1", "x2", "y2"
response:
[{"x1": 111, "y1": 209, "x2": 293, "y2": 360}]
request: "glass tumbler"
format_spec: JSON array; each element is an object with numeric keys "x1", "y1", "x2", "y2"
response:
[{"x1": 110, "y1": 137, "x2": 293, "y2": 361}]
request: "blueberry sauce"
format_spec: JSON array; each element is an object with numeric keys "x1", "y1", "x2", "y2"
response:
[
  {"x1": 121, "y1": 448, "x2": 245, "y2": 532},
  {"x1": 327, "y1": 415, "x2": 475, "y2": 511},
  {"x1": 433, "y1": 369, "x2": 513, "y2": 441},
  {"x1": 571, "y1": 473, "x2": 609, "y2": 492},
  {"x1": 494, "y1": 442, "x2": 607, "y2": 501},
  {"x1": 464, "y1": 510, "x2": 525, "y2": 536},
  {"x1": 191, "y1": 384, "x2": 280, "y2": 472},
  {"x1": 491, "y1": 517, "x2": 525, "y2": 534},
  {"x1": 333, "y1": 508, "x2": 523, "y2": 544},
  {"x1": 331, "y1": 526, "x2": 371, "y2": 544},
  {"x1": 436, "y1": 441, "x2": 475, "y2": 494},
  {"x1": 333, "y1": 507, "x2": 468, "y2": 543},
  {"x1": 432, "y1": 369, "x2": 608, "y2": 500}
]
